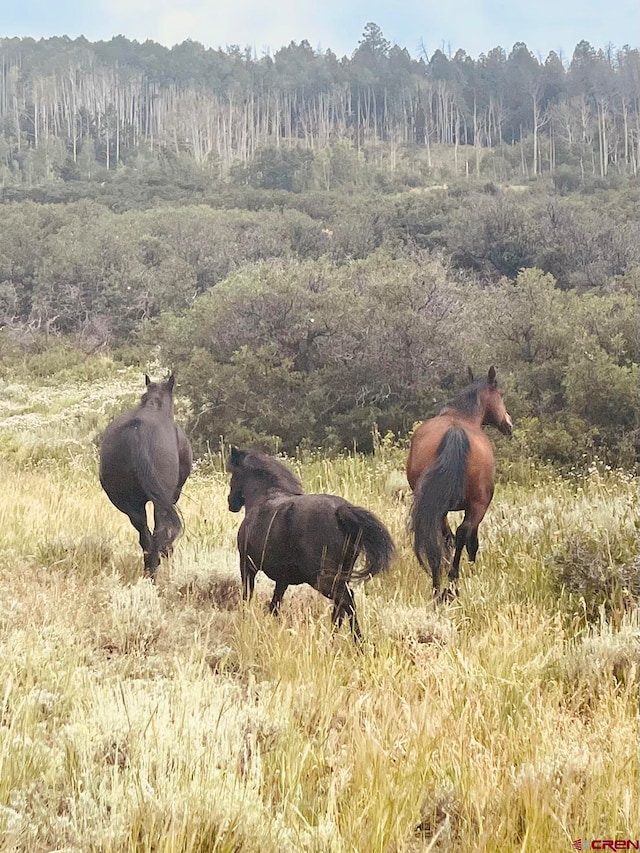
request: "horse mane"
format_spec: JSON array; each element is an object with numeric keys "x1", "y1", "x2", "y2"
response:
[
  {"x1": 243, "y1": 452, "x2": 305, "y2": 496},
  {"x1": 440, "y1": 376, "x2": 490, "y2": 417}
]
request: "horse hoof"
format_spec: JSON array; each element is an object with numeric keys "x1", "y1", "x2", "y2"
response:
[
  {"x1": 434, "y1": 586, "x2": 456, "y2": 604},
  {"x1": 443, "y1": 584, "x2": 459, "y2": 603}
]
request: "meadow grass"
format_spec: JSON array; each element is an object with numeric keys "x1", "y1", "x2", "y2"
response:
[{"x1": 0, "y1": 366, "x2": 637, "y2": 852}]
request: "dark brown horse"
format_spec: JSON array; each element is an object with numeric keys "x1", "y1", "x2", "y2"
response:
[
  {"x1": 99, "y1": 375, "x2": 192, "y2": 578},
  {"x1": 227, "y1": 447, "x2": 395, "y2": 641},
  {"x1": 407, "y1": 366, "x2": 512, "y2": 601}
]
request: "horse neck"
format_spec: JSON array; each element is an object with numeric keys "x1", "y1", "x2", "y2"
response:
[
  {"x1": 243, "y1": 475, "x2": 301, "y2": 509},
  {"x1": 140, "y1": 400, "x2": 174, "y2": 419},
  {"x1": 241, "y1": 480, "x2": 280, "y2": 509},
  {"x1": 442, "y1": 404, "x2": 484, "y2": 428}
]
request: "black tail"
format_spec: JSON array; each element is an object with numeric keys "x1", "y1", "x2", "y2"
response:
[
  {"x1": 411, "y1": 427, "x2": 469, "y2": 574},
  {"x1": 133, "y1": 430, "x2": 183, "y2": 543},
  {"x1": 336, "y1": 505, "x2": 395, "y2": 581}
]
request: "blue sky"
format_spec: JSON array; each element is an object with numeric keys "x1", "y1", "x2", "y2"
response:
[{"x1": 2, "y1": 0, "x2": 637, "y2": 61}]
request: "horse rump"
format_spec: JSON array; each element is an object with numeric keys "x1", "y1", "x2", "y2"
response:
[{"x1": 132, "y1": 426, "x2": 184, "y2": 543}]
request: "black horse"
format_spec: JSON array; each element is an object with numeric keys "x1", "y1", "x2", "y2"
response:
[
  {"x1": 227, "y1": 447, "x2": 395, "y2": 641},
  {"x1": 99, "y1": 375, "x2": 192, "y2": 578}
]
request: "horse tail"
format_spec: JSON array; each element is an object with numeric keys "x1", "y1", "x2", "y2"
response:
[
  {"x1": 411, "y1": 426, "x2": 469, "y2": 573},
  {"x1": 132, "y1": 426, "x2": 183, "y2": 542},
  {"x1": 336, "y1": 505, "x2": 395, "y2": 581}
]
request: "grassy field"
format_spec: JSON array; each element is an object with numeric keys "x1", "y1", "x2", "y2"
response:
[{"x1": 0, "y1": 363, "x2": 637, "y2": 853}]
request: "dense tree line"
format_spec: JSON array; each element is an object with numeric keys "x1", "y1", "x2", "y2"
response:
[{"x1": 1, "y1": 26, "x2": 639, "y2": 187}]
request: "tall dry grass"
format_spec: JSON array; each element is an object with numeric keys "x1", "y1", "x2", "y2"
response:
[{"x1": 0, "y1": 365, "x2": 637, "y2": 852}]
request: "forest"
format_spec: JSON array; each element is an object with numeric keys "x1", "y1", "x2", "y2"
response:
[
  {"x1": 0, "y1": 26, "x2": 638, "y2": 468},
  {"x1": 1, "y1": 25, "x2": 639, "y2": 180}
]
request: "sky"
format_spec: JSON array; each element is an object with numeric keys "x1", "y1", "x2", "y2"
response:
[{"x1": 2, "y1": 0, "x2": 638, "y2": 62}]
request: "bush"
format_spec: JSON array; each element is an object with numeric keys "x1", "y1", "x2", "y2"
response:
[
  {"x1": 550, "y1": 535, "x2": 639, "y2": 623},
  {"x1": 552, "y1": 169, "x2": 582, "y2": 194},
  {"x1": 149, "y1": 252, "x2": 465, "y2": 454}
]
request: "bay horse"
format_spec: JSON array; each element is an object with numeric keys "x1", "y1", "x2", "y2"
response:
[
  {"x1": 407, "y1": 366, "x2": 512, "y2": 601},
  {"x1": 99, "y1": 375, "x2": 192, "y2": 579},
  {"x1": 227, "y1": 447, "x2": 395, "y2": 641}
]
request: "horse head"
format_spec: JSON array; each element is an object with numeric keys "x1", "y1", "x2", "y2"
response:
[
  {"x1": 141, "y1": 374, "x2": 176, "y2": 414},
  {"x1": 481, "y1": 366, "x2": 513, "y2": 435},
  {"x1": 227, "y1": 446, "x2": 247, "y2": 512}
]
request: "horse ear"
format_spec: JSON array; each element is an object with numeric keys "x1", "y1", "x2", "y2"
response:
[
  {"x1": 467, "y1": 366, "x2": 474, "y2": 383},
  {"x1": 488, "y1": 365, "x2": 497, "y2": 386},
  {"x1": 145, "y1": 374, "x2": 151, "y2": 387},
  {"x1": 167, "y1": 374, "x2": 175, "y2": 392},
  {"x1": 230, "y1": 446, "x2": 245, "y2": 467}
]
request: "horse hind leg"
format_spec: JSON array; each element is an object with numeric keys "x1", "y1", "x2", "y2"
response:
[
  {"x1": 447, "y1": 512, "x2": 482, "y2": 598},
  {"x1": 442, "y1": 517, "x2": 455, "y2": 551},
  {"x1": 331, "y1": 586, "x2": 362, "y2": 643},
  {"x1": 152, "y1": 529, "x2": 172, "y2": 567},
  {"x1": 127, "y1": 505, "x2": 158, "y2": 579},
  {"x1": 152, "y1": 504, "x2": 182, "y2": 568},
  {"x1": 431, "y1": 516, "x2": 455, "y2": 603},
  {"x1": 428, "y1": 548, "x2": 444, "y2": 603},
  {"x1": 444, "y1": 523, "x2": 469, "y2": 601},
  {"x1": 467, "y1": 529, "x2": 479, "y2": 562}
]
